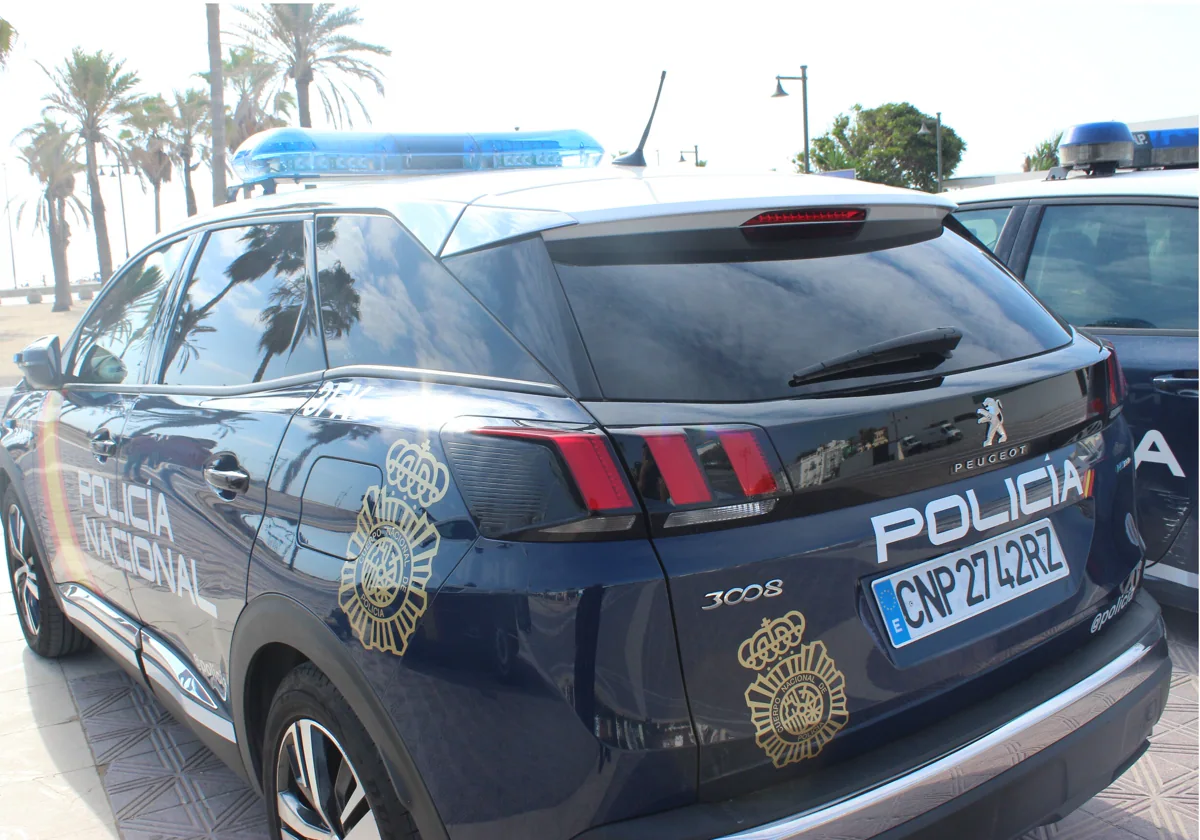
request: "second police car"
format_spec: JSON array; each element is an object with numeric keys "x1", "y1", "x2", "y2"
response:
[
  {"x1": 954, "y1": 121, "x2": 1198, "y2": 612},
  {"x1": 3, "y1": 125, "x2": 1171, "y2": 840}
]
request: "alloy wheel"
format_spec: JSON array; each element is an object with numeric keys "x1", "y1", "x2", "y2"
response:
[
  {"x1": 275, "y1": 718, "x2": 380, "y2": 840},
  {"x1": 7, "y1": 502, "x2": 40, "y2": 637}
]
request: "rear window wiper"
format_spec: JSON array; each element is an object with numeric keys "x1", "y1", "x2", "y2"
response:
[{"x1": 788, "y1": 326, "x2": 963, "y2": 388}]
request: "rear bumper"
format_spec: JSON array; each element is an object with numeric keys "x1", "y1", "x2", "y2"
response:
[{"x1": 575, "y1": 592, "x2": 1170, "y2": 840}]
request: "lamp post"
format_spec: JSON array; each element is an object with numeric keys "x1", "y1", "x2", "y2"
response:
[
  {"x1": 917, "y1": 112, "x2": 943, "y2": 193},
  {"x1": 772, "y1": 65, "x2": 810, "y2": 173},
  {"x1": 678, "y1": 145, "x2": 700, "y2": 166},
  {"x1": 3, "y1": 163, "x2": 16, "y2": 290},
  {"x1": 97, "y1": 161, "x2": 130, "y2": 260}
]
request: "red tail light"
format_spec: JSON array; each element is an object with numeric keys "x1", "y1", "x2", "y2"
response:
[
  {"x1": 1090, "y1": 339, "x2": 1128, "y2": 416},
  {"x1": 742, "y1": 208, "x2": 866, "y2": 226},
  {"x1": 442, "y1": 419, "x2": 640, "y2": 541},
  {"x1": 610, "y1": 425, "x2": 789, "y2": 530}
]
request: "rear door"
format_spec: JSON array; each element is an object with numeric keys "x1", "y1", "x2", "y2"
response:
[
  {"x1": 1011, "y1": 198, "x2": 1198, "y2": 597},
  {"x1": 541, "y1": 215, "x2": 1140, "y2": 795},
  {"x1": 120, "y1": 218, "x2": 325, "y2": 714}
]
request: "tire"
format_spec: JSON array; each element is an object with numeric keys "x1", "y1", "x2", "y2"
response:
[
  {"x1": 263, "y1": 662, "x2": 419, "y2": 840},
  {"x1": 4, "y1": 486, "x2": 91, "y2": 658}
]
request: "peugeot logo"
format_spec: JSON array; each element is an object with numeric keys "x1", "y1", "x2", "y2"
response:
[{"x1": 977, "y1": 397, "x2": 1007, "y2": 447}]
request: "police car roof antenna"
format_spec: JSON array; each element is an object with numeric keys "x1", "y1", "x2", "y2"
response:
[{"x1": 613, "y1": 71, "x2": 666, "y2": 167}]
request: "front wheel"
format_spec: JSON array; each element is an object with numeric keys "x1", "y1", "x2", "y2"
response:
[{"x1": 263, "y1": 663, "x2": 418, "y2": 840}]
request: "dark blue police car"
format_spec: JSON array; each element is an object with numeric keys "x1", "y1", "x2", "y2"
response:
[
  {"x1": 954, "y1": 121, "x2": 1198, "y2": 613},
  {"x1": 3, "y1": 127, "x2": 1171, "y2": 840}
]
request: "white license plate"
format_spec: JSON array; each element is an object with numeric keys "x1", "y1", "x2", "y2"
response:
[{"x1": 872, "y1": 518, "x2": 1068, "y2": 648}]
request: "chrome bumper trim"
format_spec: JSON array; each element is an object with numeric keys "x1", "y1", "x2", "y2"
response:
[
  {"x1": 140, "y1": 628, "x2": 236, "y2": 743},
  {"x1": 720, "y1": 626, "x2": 1163, "y2": 840},
  {"x1": 60, "y1": 583, "x2": 141, "y2": 672}
]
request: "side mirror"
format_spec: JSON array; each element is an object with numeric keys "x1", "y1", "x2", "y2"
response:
[{"x1": 14, "y1": 335, "x2": 63, "y2": 390}]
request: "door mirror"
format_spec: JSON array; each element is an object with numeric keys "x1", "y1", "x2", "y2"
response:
[{"x1": 14, "y1": 335, "x2": 63, "y2": 390}]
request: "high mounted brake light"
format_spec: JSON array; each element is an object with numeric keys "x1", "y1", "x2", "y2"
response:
[{"x1": 742, "y1": 208, "x2": 867, "y2": 226}]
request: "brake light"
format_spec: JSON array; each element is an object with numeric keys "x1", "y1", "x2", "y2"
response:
[
  {"x1": 610, "y1": 425, "x2": 789, "y2": 530},
  {"x1": 742, "y1": 208, "x2": 866, "y2": 226},
  {"x1": 442, "y1": 419, "x2": 640, "y2": 541},
  {"x1": 1090, "y1": 339, "x2": 1128, "y2": 416}
]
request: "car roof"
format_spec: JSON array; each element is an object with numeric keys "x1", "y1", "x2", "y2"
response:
[
  {"x1": 951, "y1": 167, "x2": 1199, "y2": 205},
  {"x1": 171, "y1": 165, "x2": 955, "y2": 256}
]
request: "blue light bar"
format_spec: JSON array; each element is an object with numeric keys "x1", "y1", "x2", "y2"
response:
[
  {"x1": 230, "y1": 128, "x2": 605, "y2": 186},
  {"x1": 1132, "y1": 126, "x2": 1198, "y2": 168},
  {"x1": 1059, "y1": 121, "x2": 1134, "y2": 171}
]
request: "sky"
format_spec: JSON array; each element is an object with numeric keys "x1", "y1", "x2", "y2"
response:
[{"x1": 1, "y1": 0, "x2": 1197, "y2": 290}]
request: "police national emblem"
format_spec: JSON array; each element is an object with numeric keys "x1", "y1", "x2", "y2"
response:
[
  {"x1": 739, "y1": 611, "x2": 849, "y2": 768},
  {"x1": 339, "y1": 438, "x2": 450, "y2": 656}
]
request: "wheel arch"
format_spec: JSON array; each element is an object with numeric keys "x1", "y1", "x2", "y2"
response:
[
  {"x1": 0, "y1": 448, "x2": 64, "y2": 606},
  {"x1": 230, "y1": 592, "x2": 449, "y2": 840}
]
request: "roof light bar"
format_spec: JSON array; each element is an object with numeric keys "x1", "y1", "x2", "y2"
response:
[
  {"x1": 1132, "y1": 126, "x2": 1199, "y2": 168},
  {"x1": 1059, "y1": 122, "x2": 1135, "y2": 173},
  {"x1": 230, "y1": 127, "x2": 605, "y2": 187}
]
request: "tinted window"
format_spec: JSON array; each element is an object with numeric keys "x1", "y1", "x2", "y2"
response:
[
  {"x1": 553, "y1": 228, "x2": 1071, "y2": 402},
  {"x1": 72, "y1": 239, "x2": 189, "y2": 384},
  {"x1": 315, "y1": 215, "x2": 550, "y2": 383},
  {"x1": 1025, "y1": 203, "x2": 1198, "y2": 330},
  {"x1": 161, "y1": 223, "x2": 325, "y2": 387},
  {"x1": 443, "y1": 238, "x2": 600, "y2": 397},
  {"x1": 954, "y1": 207, "x2": 1011, "y2": 251}
]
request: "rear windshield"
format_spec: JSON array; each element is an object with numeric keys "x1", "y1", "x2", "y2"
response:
[{"x1": 551, "y1": 227, "x2": 1071, "y2": 402}]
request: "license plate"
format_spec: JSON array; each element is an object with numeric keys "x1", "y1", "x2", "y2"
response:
[{"x1": 872, "y1": 518, "x2": 1068, "y2": 648}]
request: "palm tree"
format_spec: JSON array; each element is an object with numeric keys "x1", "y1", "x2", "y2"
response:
[
  {"x1": 0, "y1": 18, "x2": 17, "y2": 68},
  {"x1": 1023, "y1": 132, "x2": 1064, "y2": 172},
  {"x1": 41, "y1": 49, "x2": 140, "y2": 282},
  {"x1": 220, "y1": 46, "x2": 295, "y2": 151},
  {"x1": 206, "y1": 4, "x2": 228, "y2": 206},
  {"x1": 123, "y1": 96, "x2": 173, "y2": 235},
  {"x1": 168, "y1": 88, "x2": 210, "y2": 217},
  {"x1": 235, "y1": 4, "x2": 390, "y2": 129},
  {"x1": 16, "y1": 118, "x2": 89, "y2": 311}
]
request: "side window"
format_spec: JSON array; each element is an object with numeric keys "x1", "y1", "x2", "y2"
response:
[
  {"x1": 314, "y1": 215, "x2": 551, "y2": 383},
  {"x1": 71, "y1": 238, "x2": 189, "y2": 385},
  {"x1": 954, "y1": 207, "x2": 1011, "y2": 252},
  {"x1": 1025, "y1": 204, "x2": 1198, "y2": 330},
  {"x1": 160, "y1": 222, "x2": 325, "y2": 387}
]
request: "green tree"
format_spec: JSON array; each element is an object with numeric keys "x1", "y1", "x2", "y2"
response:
[
  {"x1": 1023, "y1": 132, "x2": 1063, "y2": 172},
  {"x1": 0, "y1": 18, "x2": 17, "y2": 68},
  {"x1": 41, "y1": 48, "x2": 140, "y2": 281},
  {"x1": 168, "y1": 88, "x2": 210, "y2": 217},
  {"x1": 123, "y1": 96, "x2": 173, "y2": 235},
  {"x1": 235, "y1": 4, "x2": 390, "y2": 128},
  {"x1": 16, "y1": 118, "x2": 89, "y2": 311},
  {"x1": 218, "y1": 46, "x2": 295, "y2": 151},
  {"x1": 207, "y1": 4, "x2": 228, "y2": 206},
  {"x1": 809, "y1": 103, "x2": 965, "y2": 192}
]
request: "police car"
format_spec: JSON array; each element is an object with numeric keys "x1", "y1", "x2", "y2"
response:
[
  {"x1": 3, "y1": 125, "x2": 1170, "y2": 840},
  {"x1": 953, "y1": 121, "x2": 1198, "y2": 612}
]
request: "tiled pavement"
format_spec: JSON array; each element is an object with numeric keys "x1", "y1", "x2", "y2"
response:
[{"x1": 1, "y1": 557, "x2": 1196, "y2": 839}]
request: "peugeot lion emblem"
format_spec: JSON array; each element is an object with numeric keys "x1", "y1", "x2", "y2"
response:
[{"x1": 977, "y1": 397, "x2": 1007, "y2": 447}]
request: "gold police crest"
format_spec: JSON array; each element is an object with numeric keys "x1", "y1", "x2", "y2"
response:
[
  {"x1": 339, "y1": 438, "x2": 450, "y2": 656},
  {"x1": 739, "y1": 610, "x2": 849, "y2": 768}
]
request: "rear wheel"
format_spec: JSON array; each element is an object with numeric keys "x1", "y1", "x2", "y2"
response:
[
  {"x1": 264, "y1": 662, "x2": 417, "y2": 840},
  {"x1": 4, "y1": 486, "x2": 90, "y2": 658}
]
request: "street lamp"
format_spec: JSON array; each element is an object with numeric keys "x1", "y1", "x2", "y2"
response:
[
  {"x1": 772, "y1": 65, "x2": 810, "y2": 173},
  {"x1": 918, "y1": 112, "x2": 943, "y2": 193},
  {"x1": 679, "y1": 145, "x2": 700, "y2": 166},
  {"x1": 2, "y1": 163, "x2": 16, "y2": 290},
  {"x1": 97, "y1": 160, "x2": 130, "y2": 260}
]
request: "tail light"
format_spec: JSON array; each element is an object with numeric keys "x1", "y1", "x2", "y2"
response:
[
  {"x1": 741, "y1": 208, "x2": 866, "y2": 225},
  {"x1": 610, "y1": 425, "x2": 791, "y2": 530},
  {"x1": 1089, "y1": 340, "x2": 1128, "y2": 416},
  {"x1": 441, "y1": 419, "x2": 641, "y2": 541}
]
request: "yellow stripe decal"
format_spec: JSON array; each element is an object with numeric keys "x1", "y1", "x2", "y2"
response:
[{"x1": 37, "y1": 392, "x2": 92, "y2": 585}]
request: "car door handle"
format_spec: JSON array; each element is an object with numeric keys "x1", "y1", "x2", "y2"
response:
[
  {"x1": 89, "y1": 431, "x2": 117, "y2": 460},
  {"x1": 204, "y1": 464, "x2": 250, "y2": 495},
  {"x1": 1152, "y1": 375, "x2": 1199, "y2": 397}
]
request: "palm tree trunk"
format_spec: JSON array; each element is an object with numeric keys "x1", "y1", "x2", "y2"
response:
[
  {"x1": 84, "y1": 138, "x2": 113, "y2": 281},
  {"x1": 184, "y1": 158, "x2": 198, "y2": 217},
  {"x1": 207, "y1": 3, "x2": 227, "y2": 206},
  {"x1": 296, "y1": 77, "x2": 312, "y2": 128},
  {"x1": 153, "y1": 181, "x2": 162, "y2": 234},
  {"x1": 48, "y1": 198, "x2": 71, "y2": 312}
]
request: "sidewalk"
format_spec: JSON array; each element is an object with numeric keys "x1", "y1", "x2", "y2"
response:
[{"x1": 1, "y1": 552, "x2": 1196, "y2": 839}]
